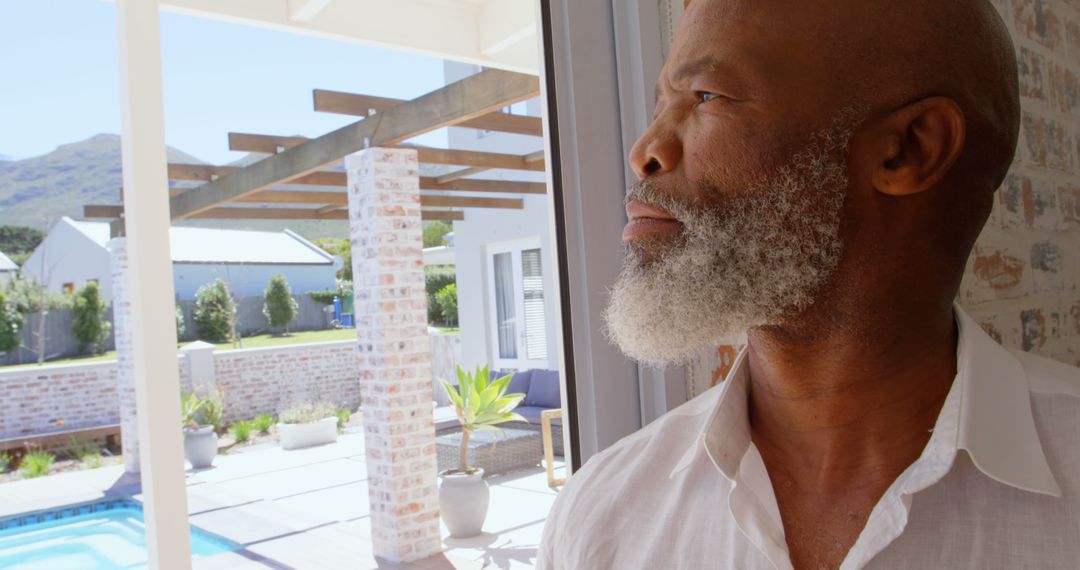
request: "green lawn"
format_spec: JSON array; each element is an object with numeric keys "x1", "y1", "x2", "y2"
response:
[{"x1": 1, "y1": 328, "x2": 360, "y2": 370}]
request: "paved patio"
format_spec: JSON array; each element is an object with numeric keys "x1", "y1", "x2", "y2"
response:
[{"x1": 0, "y1": 432, "x2": 563, "y2": 569}]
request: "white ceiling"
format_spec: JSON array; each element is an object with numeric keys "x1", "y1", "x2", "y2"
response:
[{"x1": 158, "y1": 0, "x2": 540, "y2": 74}]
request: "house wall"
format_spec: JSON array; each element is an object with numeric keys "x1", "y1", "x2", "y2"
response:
[
  {"x1": 442, "y1": 62, "x2": 559, "y2": 371},
  {"x1": 173, "y1": 262, "x2": 337, "y2": 301},
  {"x1": 677, "y1": 0, "x2": 1080, "y2": 397},
  {"x1": 22, "y1": 221, "x2": 112, "y2": 299}
]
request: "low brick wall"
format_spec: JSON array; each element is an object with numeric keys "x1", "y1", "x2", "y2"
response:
[
  {"x1": 1, "y1": 334, "x2": 444, "y2": 440},
  {"x1": 0, "y1": 358, "x2": 189, "y2": 441},
  {"x1": 212, "y1": 340, "x2": 361, "y2": 424}
]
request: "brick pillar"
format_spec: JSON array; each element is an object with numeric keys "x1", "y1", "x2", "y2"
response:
[
  {"x1": 108, "y1": 237, "x2": 140, "y2": 474},
  {"x1": 346, "y1": 147, "x2": 441, "y2": 563}
]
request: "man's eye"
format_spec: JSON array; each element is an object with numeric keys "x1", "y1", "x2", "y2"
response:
[{"x1": 697, "y1": 91, "x2": 723, "y2": 103}]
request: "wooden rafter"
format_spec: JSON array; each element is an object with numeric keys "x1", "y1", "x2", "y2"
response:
[
  {"x1": 227, "y1": 134, "x2": 545, "y2": 171},
  {"x1": 313, "y1": 89, "x2": 543, "y2": 137},
  {"x1": 164, "y1": 163, "x2": 545, "y2": 195},
  {"x1": 84, "y1": 204, "x2": 467, "y2": 222},
  {"x1": 169, "y1": 69, "x2": 539, "y2": 220}
]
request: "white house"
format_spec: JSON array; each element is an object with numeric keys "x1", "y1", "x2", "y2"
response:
[
  {"x1": 23, "y1": 217, "x2": 340, "y2": 301},
  {"x1": 437, "y1": 62, "x2": 559, "y2": 374},
  {"x1": 0, "y1": 251, "x2": 17, "y2": 279}
]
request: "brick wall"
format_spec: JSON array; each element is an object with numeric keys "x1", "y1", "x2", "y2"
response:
[
  {"x1": 686, "y1": 0, "x2": 1080, "y2": 398},
  {"x1": 961, "y1": 0, "x2": 1080, "y2": 366},
  {"x1": 212, "y1": 340, "x2": 362, "y2": 424},
  {"x1": 0, "y1": 357, "x2": 188, "y2": 441}
]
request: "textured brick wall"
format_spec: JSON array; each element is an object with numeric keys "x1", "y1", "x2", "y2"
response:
[
  {"x1": 686, "y1": 0, "x2": 1080, "y2": 398},
  {"x1": 961, "y1": 0, "x2": 1080, "y2": 366},
  {"x1": 347, "y1": 147, "x2": 441, "y2": 563},
  {"x1": 212, "y1": 341, "x2": 362, "y2": 424},
  {"x1": 109, "y1": 237, "x2": 140, "y2": 472},
  {"x1": 0, "y1": 362, "x2": 119, "y2": 439}
]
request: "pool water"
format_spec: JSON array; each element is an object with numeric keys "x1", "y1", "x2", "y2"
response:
[{"x1": 0, "y1": 499, "x2": 239, "y2": 569}]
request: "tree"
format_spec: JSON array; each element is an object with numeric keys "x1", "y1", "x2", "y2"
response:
[
  {"x1": 175, "y1": 304, "x2": 186, "y2": 340},
  {"x1": 313, "y1": 237, "x2": 352, "y2": 282},
  {"x1": 262, "y1": 274, "x2": 298, "y2": 333},
  {"x1": 425, "y1": 270, "x2": 456, "y2": 325},
  {"x1": 193, "y1": 279, "x2": 236, "y2": 343},
  {"x1": 434, "y1": 283, "x2": 458, "y2": 327},
  {"x1": 0, "y1": 226, "x2": 44, "y2": 258},
  {"x1": 0, "y1": 287, "x2": 22, "y2": 353},
  {"x1": 71, "y1": 281, "x2": 111, "y2": 354},
  {"x1": 6, "y1": 277, "x2": 65, "y2": 364},
  {"x1": 423, "y1": 221, "x2": 453, "y2": 248}
]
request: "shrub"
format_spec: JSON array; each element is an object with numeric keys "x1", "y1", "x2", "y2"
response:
[
  {"x1": 313, "y1": 237, "x2": 352, "y2": 281},
  {"x1": 196, "y1": 386, "x2": 225, "y2": 435},
  {"x1": 0, "y1": 287, "x2": 22, "y2": 353},
  {"x1": 335, "y1": 408, "x2": 352, "y2": 431},
  {"x1": 440, "y1": 365, "x2": 526, "y2": 474},
  {"x1": 83, "y1": 452, "x2": 103, "y2": 469},
  {"x1": 434, "y1": 283, "x2": 458, "y2": 327},
  {"x1": 423, "y1": 220, "x2": 452, "y2": 248},
  {"x1": 279, "y1": 401, "x2": 337, "y2": 424},
  {"x1": 192, "y1": 279, "x2": 236, "y2": 342},
  {"x1": 65, "y1": 436, "x2": 98, "y2": 462},
  {"x1": 71, "y1": 281, "x2": 111, "y2": 354},
  {"x1": 308, "y1": 282, "x2": 352, "y2": 306},
  {"x1": 262, "y1": 275, "x2": 298, "y2": 332},
  {"x1": 0, "y1": 451, "x2": 11, "y2": 472},
  {"x1": 175, "y1": 304, "x2": 186, "y2": 339},
  {"x1": 230, "y1": 420, "x2": 253, "y2": 443},
  {"x1": 425, "y1": 271, "x2": 456, "y2": 325},
  {"x1": 252, "y1": 413, "x2": 275, "y2": 435},
  {"x1": 19, "y1": 450, "x2": 55, "y2": 479},
  {"x1": 180, "y1": 389, "x2": 206, "y2": 430}
]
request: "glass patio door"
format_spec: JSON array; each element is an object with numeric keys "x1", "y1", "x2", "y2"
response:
[{"x1": 488, "y1": 238, "x2": 549, "y2": 371}]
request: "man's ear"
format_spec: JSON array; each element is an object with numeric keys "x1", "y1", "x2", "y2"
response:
[{"x1": 869, "y1": 97, "x2": 966, "y2": 197}]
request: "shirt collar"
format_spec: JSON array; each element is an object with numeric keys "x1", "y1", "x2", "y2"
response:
[{"x1": 669, "y1": 305, "x2": 1062, "y2": 497}]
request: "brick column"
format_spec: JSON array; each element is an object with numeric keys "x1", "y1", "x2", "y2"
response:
[
  {"x1": 108, "y1": 237, "x2": 140, "y2": 474},
  {"x1": 345, "y1": 147, "x2": 441, "y2": 563}
]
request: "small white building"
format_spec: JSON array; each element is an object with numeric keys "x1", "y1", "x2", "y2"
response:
[
  {"x1": 23, "y1": 217, "x2": 340, "y2": 301},
  {"x1": 0, "y1": 251, "x2": 17, "y2": 280}
]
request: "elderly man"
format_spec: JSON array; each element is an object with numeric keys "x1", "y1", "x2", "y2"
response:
[{"x1": 537, "y1": 1, "x2": 1079, "y2": 569}]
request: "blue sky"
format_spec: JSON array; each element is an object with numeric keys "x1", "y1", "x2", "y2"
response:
[{"x1": 0, "y1": 0, "x2": 449, "y2": 164}]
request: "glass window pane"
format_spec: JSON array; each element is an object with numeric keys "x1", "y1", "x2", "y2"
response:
[
  {"x1": 521, "y1": 248, "x2": 547, "y2": 360},
  {"x1": 493, "y1": 252, "x2": 517, "y2": 359}
]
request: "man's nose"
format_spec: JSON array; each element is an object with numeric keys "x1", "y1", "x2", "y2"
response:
[{"x1": 628, "y1": 121, "x2": 683, "y2": 180}]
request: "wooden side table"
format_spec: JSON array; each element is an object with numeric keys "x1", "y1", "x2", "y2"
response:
[{"x1": 541, "y1": 409, "x2": 566, "y2": 488}]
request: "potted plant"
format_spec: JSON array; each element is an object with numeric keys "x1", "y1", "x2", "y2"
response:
[
  {"x1": 277, "y1": 401, "x2": 339, "y2": 450},
  {"x1": 181, "y1": 389, "x2": 218, "y2": 469},
  {"x1": 438, "y1": 365, "x2": 527, "y2": 538}
]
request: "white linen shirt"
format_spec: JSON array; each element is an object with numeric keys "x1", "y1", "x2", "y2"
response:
[{"x1": 537, "y1": 307, "x2": 1080, "y2": 569}]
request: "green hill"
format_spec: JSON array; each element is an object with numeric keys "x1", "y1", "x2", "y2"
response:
[{"x1": 0, "y1": 134, "x2": 348, "y2": 239}]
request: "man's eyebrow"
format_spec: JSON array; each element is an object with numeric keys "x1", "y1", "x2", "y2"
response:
[{"x1": 668, "y1": 56, "x2": 732, "y2": 87}]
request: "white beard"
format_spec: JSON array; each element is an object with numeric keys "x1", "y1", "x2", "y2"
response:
[{"x1": 602, "y1": 123, "x2": 853, "y2": 366}]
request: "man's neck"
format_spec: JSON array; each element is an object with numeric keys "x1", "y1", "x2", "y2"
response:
[{"x1": 745, "y1": 299, "x2": 958, "y2": 489}]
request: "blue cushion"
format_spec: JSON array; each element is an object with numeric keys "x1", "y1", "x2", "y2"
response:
[
  {"x1": 506, "y1": 370, "x2": 532, "y2": 397},
  {"x1": 525, "y1": 369, "x2": 561, "y2": 408},
  {"x1": 514, "y1": 405, "x2": 562, "y2": 425}
]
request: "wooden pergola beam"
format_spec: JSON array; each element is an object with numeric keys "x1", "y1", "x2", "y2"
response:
[
  {"x1": 167, "y1": 163, "x2": 347, "y2": 186},
  {"x1": 165, "y1": 163, "x2": 545, "y2": 194},
  {"x1": 234, "y1": 192, "x2": 525, "y2": 210},
  {"x1": 170, "y1": 69, "x2": 538, "y2": 220},
  {"x1": 86, "y1": 204, "x2": 467, "y2": 222},
  {"x1": 227, "y1": 135, "x2": 545, "y2": 171},
  {"x1": 313, "y1": 89, "x2": 543, "y2": 137}
]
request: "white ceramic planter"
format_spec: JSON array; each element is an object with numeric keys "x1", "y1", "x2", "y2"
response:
[
  {"x1": 278, "y1": 417, "x2": 338, "y2": 450},
  {"x1": 439, "y1": 468, "x2": 489, "y2": 538},
  {"x1": 184, "y1": 425, "x2": 218, "y2": 469}
]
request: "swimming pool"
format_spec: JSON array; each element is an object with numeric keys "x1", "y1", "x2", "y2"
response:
[{"x1": 0, "y1": 498, "x2": 239, "y2": 569}]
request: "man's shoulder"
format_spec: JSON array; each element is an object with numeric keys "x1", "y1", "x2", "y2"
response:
[{"x1": 573, "y1": 383, "x2": 723, "y2": 484}]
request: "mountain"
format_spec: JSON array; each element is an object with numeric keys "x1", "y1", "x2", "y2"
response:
[{"x1": 0, "y1": 134, "x2": 348, "y2": 239}]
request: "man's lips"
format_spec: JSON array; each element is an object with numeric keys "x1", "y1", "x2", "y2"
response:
[{"x1": 623, "y1": 200, "x2": 681, "y2": 241}]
